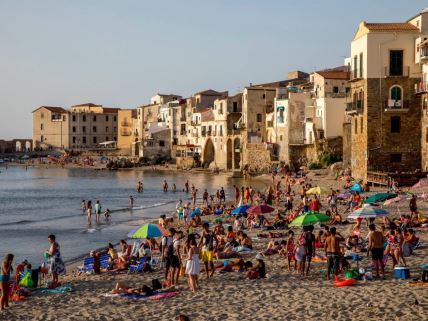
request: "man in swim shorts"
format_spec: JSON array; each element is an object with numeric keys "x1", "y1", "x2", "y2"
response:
[
  {"x1": 367, "y1": 223, "x2": 385, "y2": 278},
  {"x1": 198, "y1": 223, "x2": 217, "y2": 278},
  {"x1": 324, "y1": 227, "x2": 344, "y2": 280}
]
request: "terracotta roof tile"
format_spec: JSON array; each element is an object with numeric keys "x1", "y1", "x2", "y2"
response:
[
  {"x1": 365, "y1": 22, "x2": 419, "y2": 32},
  {"x1": 33, "y1": 106, "x2": 66, "y2": 113},
  {"x1": 316, "y1": 70, "x2": 350, "y2": 80}
]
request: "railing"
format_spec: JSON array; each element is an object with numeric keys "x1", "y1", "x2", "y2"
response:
[
  {"x1": 415, "y1": 81, "x2": 428, "y2": 94},
  {"x1": 383, "y1": 100, "x2": 409, "y2": 110},
  {"x1": 191, "y1": 121, "x2": 199, "y2": 126},
  {"x1": 350, "y1": 68, "x2": 363, "y2": 80},
  {"x1": 420, "y1": 46, "x2": 428, "y2": 60},
  {"x1": 384, "y1": 66, "x2": 410, "y2": 77},
  {"x1": 325, "y1": 92, "x2": 349, "y2": 98},
  {"x1": 207, "y1": 130, "x2": 212, "y2": 136},
  {"x1": 346, "y1": 100, "x2": 364, "y2": 113}
]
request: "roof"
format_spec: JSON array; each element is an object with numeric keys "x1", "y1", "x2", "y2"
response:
[
  {"x1": 32, "y1": 106, "x2": 66, "y2": 113},
  {"x1": 315, "y1": 70, "x2": 349, "y2": 80},
  {"x1": 201, "y1": 109, "x2": 214, "y2": 122},
  {"x1": 364, "y1": 22, "x2": 419, "y2": 31},
  {"x1": 194, "y1": 89, "x2": 223, "y2": 96},
  {"x1": 102, "y1": 107, "x2": 120, "y2": 113},
  {"x1": 71, "y1": 103, "x2": 101, "y2": 107}
]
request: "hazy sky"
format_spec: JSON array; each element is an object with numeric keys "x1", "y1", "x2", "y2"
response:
[{"x1": 0, "y1": 0, "x2": 425, "y2": 139}]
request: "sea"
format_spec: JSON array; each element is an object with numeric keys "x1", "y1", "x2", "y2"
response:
[{"x1": 0, "y1": 165, "x2": 257, "y2": 266}]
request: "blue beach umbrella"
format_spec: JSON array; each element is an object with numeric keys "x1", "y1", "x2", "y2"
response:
[
  {"x1": 231, "y1": 205, "x2": 251, "y2": 215},
  {"x1": 350, "y1": 183, "x2": 363, "y2": 193}
]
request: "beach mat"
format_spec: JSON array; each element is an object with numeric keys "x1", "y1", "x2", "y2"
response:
[{"x1": 39, "y1": 284, "x2": 74, "y2": 294}]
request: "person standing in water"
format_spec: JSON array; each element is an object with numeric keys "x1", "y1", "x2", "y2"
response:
[
  {"x1": 191, "y1": 186, "x2": 198, "y2": 208},
  {"x1": 81, "y1": 200, "x2": 86, "y2": 215},
  {"x1": 163, "y1": 180, "x2": 169, "y2": 192},
  {"x1": 185, "y1": 180, "x2": 189, "y2": 193},
  {"x1": 129, "y1": 195, "x2": 134, "y2": 208},
  {"x1": 95, "y1": 200, "x2": 102, "y2": 224},
  {"x1": 86, "y1": 200, "x2": 92, "y2": 225}
]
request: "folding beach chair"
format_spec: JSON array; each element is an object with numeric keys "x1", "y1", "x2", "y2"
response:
[
  {"x1": 128, "y1": 257, "x2": 148, "y2": 273},
  {"x1": 99, "y1": 253, "x2": 111, "y2": 270}
]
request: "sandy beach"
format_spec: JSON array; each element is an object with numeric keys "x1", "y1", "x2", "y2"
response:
[{"x1": 1, "y1": 171, "x2": 428, "y2": 321}]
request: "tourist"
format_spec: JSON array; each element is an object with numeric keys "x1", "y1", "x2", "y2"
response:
[
  {"x1": 162, "y1": 228, "x2": 175, "y2": 284},
  {"x1": 103, "y1": 208, "x2": 111, "y2": 221},
  {"x1": 185, "y1": 180, "x2": 189, "y2": 193},
  {"x1": 220, "y1": 187, "x2": 226, "y2": 204},
  {"x1": 304, "y1": 225, "x2": 315, "y2": 276},
  {"x1": 191, "y1": 186, "x2": 198, "y2": 207},
  {"x1": 176, "y1": 200, "x2": 184, "y2": 226},
  {"x1": 47, "y1": 234, "x2": 66, "y2": 286},
  {"x1": 173, "y1": 183, "x2": 177, "y2": 192},
  {"x1": 163, "y1": 180, "x2": 169, "y2": 192},
  {"x1": 234, "y1": 185, "x2": 240, "y2": 205},
  {"x1": 202, "y1": 189, "x2": 209, "y2": 206},
  {"x1": 198, "y1": 222, "x2": 217, "y2": 279},
  {"x1": 95, "y1": 200, "x2": 102, "y2": 223},
  {"x1": 87, "y1": 200, "x2": 92, "y2": 225},
  {"x1": 286, "y1": 230, "x2": 296, "y2": 272},
  {"x1": 170, "y1": 231, "x2": 183, "y2": 286},
  {"x1": 409, "y1": 194, "x2": 417, "y2": 219},
  {"x1": 81, "y1": 200, "x2": 86, "y2": 214},
  {"x1": 246, "y1": 254, "x2": 266, "y2": 279},
  {"x1": 0, "y1": 254, "x2": 13, "y2": 310},
  {"x1": 367, "y1": 224, "x2": 385, "y2": 278},
  {"x1": 324, "y1": 227, "x2": 344, "y2": 279},
  {"x1": 185, "y1": 238, "x2": 201, "y2": 292},
  {"x1": 310, "y1": 194, "x2": 320, "y2": 212},
  {"x1": 15, "y1": 259, "x2": 29, "y2": 283},
  {"x1": 129, "y1": 195, "x2": 134, "y2": 208}
]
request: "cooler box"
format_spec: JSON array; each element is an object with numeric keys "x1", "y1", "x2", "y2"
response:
[{"x1": 394, "y1": 267, "x2": 410, "y2": 279}]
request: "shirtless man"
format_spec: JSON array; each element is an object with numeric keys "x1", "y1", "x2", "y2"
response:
[
  {"x1": 185, "y1": 180, "x2": 189, "y2": 193},
  {"x1": 202, "y1": 189, "x2": 209, "y2": 206},
  {"x1": 367, "y1": 224, "x2": 385, "y2": 278},
  {"x1": 324, "y1": 227, "x2": 344, "y2": 279},
  {"x1": 198, "y1": 223, "x2": 218, "y2": 278},
  {"x1": 163, "y1": 180, "x2": 169, "y2": 192},
  {"x1": 191, "y1": 186, "x2": 198, "y2": 207}
]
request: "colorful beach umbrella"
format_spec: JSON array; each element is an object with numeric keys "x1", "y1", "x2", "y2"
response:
[
  {"x1": 412, "y1": 178, "x2": 428, "y2": 189},
  {"x1": 289, "y1": 212, "x2": 331, "y2": 227},
  {"x1": 306, "y1": 186, "x2": 330, "y2": 195},
  {"x1": 247, "y1": 204, "x2": 275, "y2": 215},
  {"x1": 348, "y1": 204, "x2": 389, "y2": 219},
  {"x1": 364, "y1": 193, "x2": 397, "y2": 204},
  {"x1": 127, "y1": 223, "x2": 167, "y2": 239},
  {"x1": 231, "y1": 205, "x2": 251, "y2": 215}
]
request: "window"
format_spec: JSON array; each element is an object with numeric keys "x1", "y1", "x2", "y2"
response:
[
  {"x1": 391, "y1": 116, "x2": 401, "y2": 133},
  {"x1": 353, "y1": 55, "x2": 358, "y2": 77},
  {"x1": 82, "y1": 115, "x2": 86, "y2": 122},
  {"x1": 113, "y1": 116, "x2": 117, "y2": 122},
  {"x1": 113, "y1": 137, "x2": 117, "y2": 141},
  {"x1": 113, "y1": 126, "x2": 117, "y2": 132},
  {"x1": 159, "y1": 140, "x2": 165, "y2": 147},
  {"x1": 219, "y1": 102, "x2": 223, "y2": 114},
  {"x1": 106, "y1": 137, "x2": 109, "y2": 141},
  {"x1": 106, "y1": 126, "x2": 109, "y2": 132},
  {"x1": 82, "y1": 126, "x2": 86, "y2": 133},
  {"x1": 390, "y1": 153, "x2": 402, "y2": 163},
  {"x1": 93, "y1": 115, "x2": 97, "y2": 122},
  {"x1": 426, "y1": 127, "x2": 428, "y2": 143},
  {"x1": 72, "y1": 137, "x2": 76, "y2": 144},
  {"x1": 390, "y1": 86, "x2": 402, "y2": 101},
  {"x1": 82, "y1": 136, "x2": 86, "y2": 144},
  {"x1": 359, "y1": 52, "x2": 363, "y2": 78},
  {"x1": 256, "y1": 114, "x2": 262, "y2": 122},
  {"x1": 41, "y1": 135, "x2": 44, "y2": 142},
  {"x1": 346, "y1": 87, "x2": 350, "y2": 93},
  {"x1": 40, "y1": 124, "x2": 44, "y2": 130},
  {"x1": 354, "y1": 118, "x2": 358, "y2": 134},
  {"x1": 93, "y1": 126, "x2": 97, "y2": 133},
  {"x1": 333, "y1": 86, "x2": 339, "y2": 93},
  {"x1": 233, "y1": 102, "x2": 238, "y2": 112},
  {"x1": 93, "y1": 137, "x2": 97, "y2": 144},
  {"x1": 105, "y1": 116, "x2": 109, "y2": 121},
  {"x1": 72, "y1": 115, "x2": 76, "y2": 122},
  {"x1": 360, "y1": 118, "x2": 363, "y2": 133},
  {"x1": 262, "y1": 94, "x2": 265, "y2": 99},
  {"x1": 63, "y1": 115, "x2": 66, "y2": 121},
  {"x1": 72, "y1": 126, "x2": 76, "y2": 133},
  {"x1": 41, "y1": 113, "x2": 44, "y2": 119},
  {"x1": 390, "y1": 50, "x2": 403, "y2": 76},
  {"x1": 280, "y1": 135, "x2": 283, "y2": 141}
]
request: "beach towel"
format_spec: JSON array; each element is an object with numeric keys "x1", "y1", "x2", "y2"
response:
[
  {"x1": 148, "y1": 291, "x2": 179, "y2": 301},
  {"x1": 39, "y1": 284, "x2": 74, "y2": 294}
]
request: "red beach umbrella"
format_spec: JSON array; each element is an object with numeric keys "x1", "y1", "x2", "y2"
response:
[{"x1": 247, "y1": 204, "x2": 275, "y2": 214}]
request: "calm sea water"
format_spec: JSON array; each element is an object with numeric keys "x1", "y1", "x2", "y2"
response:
[{"x1": 0, "y1": 166, "x2": 252, "y2": 266}]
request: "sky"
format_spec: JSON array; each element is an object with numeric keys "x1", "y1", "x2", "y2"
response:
[{"x1": 0, "y1": 0, "x2": 426, "y2": 139}]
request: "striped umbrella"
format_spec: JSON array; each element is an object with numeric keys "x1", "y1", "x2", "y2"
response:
[{"x1": 348, "y1": 204, "x2": 389, "y2": 219}]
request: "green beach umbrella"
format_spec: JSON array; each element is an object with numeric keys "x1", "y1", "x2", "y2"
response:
[
  {"x1": 364, "y1": 193, "x2": 397, "y2": 204},
  {"x1": 127, "y1": 223, "x2": 168, "y2": 239},
  {"x1": 289, "y1": 212, "x2": 331, "y2": 227}
]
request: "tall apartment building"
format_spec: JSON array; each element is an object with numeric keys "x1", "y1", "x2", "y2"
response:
[
  {"x1": 32, "y1": 103, "x2": 119, "y2": 150},
  {"x1": 347, "y1": 18, "x2": 423, "y2": 180}
]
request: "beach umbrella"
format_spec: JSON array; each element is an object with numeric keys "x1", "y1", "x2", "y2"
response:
[
  {"x1": 348, "y1": 204, "x2": 389, "y2": 219},
  {"x1": 289, "y1": 212, "x2": 331, "y2": 227},
  {"x1": 383, "y1": 195, "x2": 408, "y2": 206},
  {"x1": 412, "y1": 178, "x2": 428, "y2": 189},
  {"x1": 247, "y1": 204, "x2": 275, "y2": 215},
  {"x1": 350, "y1": 183, "x2": 363, "y2": 193},
  {"x1": 306, "y1": 186, "x2": 330, "y2": 195},
  {"x1": 231, "y1": 205, "x2": 251, "y2": 215},
  {"x1": 364, "y1": 193, "x2": 397, "y2": 204},
  {"x1": 191, "y1": 208, "x2": 202, "y2": 217},
  {"x1": 127, "y1": 223, "x2": 167, "y2": 239}
]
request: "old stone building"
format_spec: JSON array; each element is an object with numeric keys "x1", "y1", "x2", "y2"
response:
[{"x1": 348, "y1": 20, "x2": 422, "y2": 181}]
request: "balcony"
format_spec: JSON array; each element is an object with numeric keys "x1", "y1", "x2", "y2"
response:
[
  {"x1": 346, "y1": 100, "x2": 364, "y2": 114},
  {"x1": 384, "y1": 66, "x2": 410, "y2": 77},
  {"x1": 420, "y1": 46, "x2": 428, "y2": 61},
  {"x1": 383, "y1": 99, "x2": 409, "y2": 111},
  {"x1": 207, "y1": 130, "x2": 212, "y2": 136},
  {"x1": 350, "y1": 69, "x2": 363, "y2": 81},
  {"x1": 415, "y1": 81, "x2": 428, "y2": 94}
]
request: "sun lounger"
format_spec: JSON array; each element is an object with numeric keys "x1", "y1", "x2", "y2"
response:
[
  {"x1": 100, "y1": 253, "x2": 111, "y2": 270},
  {"x1": 129, "y1": 257, "x2": 148, "y2": 273},
  {"x1": 78, "y1": 257, "x2": 95, "y2": 273}
]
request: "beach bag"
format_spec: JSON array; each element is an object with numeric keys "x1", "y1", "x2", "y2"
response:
[{"x1": 19, "y1": 272, "x2": 34, "y2": 288}]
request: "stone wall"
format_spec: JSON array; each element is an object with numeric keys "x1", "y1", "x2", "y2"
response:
[
  {"x1": 421, "y1": 93, "x2": 428, "y2": 171},
  {"x1": 342, "y1": 122, "x2": 351, "y2": 167},
  {"x1": 243, "y1": 143, "x2": 272, "y2": 173}
]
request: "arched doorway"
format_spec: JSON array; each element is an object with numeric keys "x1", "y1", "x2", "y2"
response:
[
  {"x1": 233, "y1": 138, "x2": 240, "y2": 169},
  {"x1": 227, "y1": 139, "x2": 232, "y2": 170},
  {"x1": 25, "y1": 141, "x2": 31, "y2": 152},
  {"x1": 16, "y1": 141, "x2": 22, "y2": 152},
  {"x1": 203, "y1": 139, "x2": 215, "y2": 168}
]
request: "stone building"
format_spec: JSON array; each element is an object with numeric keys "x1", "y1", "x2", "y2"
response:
[
  {"x1": 117, "y1": 109, "x2": 138, "y2": 156},
  {"x1": 348, "y1": 20, "x2": 422, "y2": 181},
  {"x1": 32, "y1": 106, "x2": 69, "y2": 150}
]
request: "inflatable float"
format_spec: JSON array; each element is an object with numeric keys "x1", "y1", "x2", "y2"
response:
[{"x1": 334, "y1": 276, "x2": 357, "y2": 287}]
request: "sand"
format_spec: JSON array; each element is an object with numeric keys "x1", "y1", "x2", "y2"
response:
[{"x1": 1, "y1": 170, "x2": 428, "y2": 321}]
